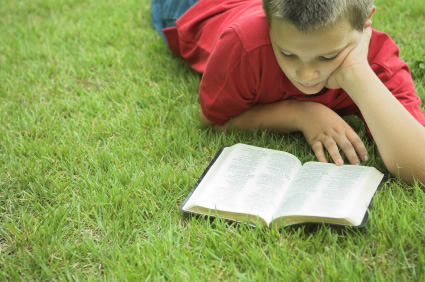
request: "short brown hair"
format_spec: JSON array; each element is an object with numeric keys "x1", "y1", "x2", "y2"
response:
[{"x1": 263, "y1": 0, "x2": 374, "y2": 31}]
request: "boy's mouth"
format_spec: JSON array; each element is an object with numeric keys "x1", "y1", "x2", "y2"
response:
[{"x1": 299, "y1": 82, "x2": 322, "y2": 89}]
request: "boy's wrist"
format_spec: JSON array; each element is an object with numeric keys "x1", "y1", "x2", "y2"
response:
[{"x1": 291, "y1": 101, "x2": 327, "y2": 133}]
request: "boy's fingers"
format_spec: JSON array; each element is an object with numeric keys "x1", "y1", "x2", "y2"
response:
[
  {"x1": 322, "y1": 138, "x2": 344, "y2": 165},
  {"x1": 364, "y1": 19, "x2": 372, "y2": 28},
  {"x1": 327, "y1": 133, "x2": 367, "y2": 166},
  {"x1": 311, "y1": 141, "x2": 328, "y2": 163},
  {"x1": 335, "y1": 130, "x2": 368, "y2": 165},
  {"x1": 358, "y1": 27, "x2": 373, "y2": 53},
  {"x1": 336, "y1": 138, "x2": 360, "y2": 165},
  {"x1": 311, "y1": 136, "x2": 365, "y2": 166},
  {"x1": 364, "y1": 26, "x2": 373, "y2": 38},
  {"x1": 347, "y1": 132, "x2": 368, "y2": 162}
]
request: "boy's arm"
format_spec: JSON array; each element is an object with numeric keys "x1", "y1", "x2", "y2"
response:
[
  {"x1": 201, "y1": 99, "x2": 368, "y2": 166},
  {"x1": 328, "y1": 27, "x2": 425, "y2": 184}
]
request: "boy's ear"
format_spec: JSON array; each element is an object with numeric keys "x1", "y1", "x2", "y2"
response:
[{"x1": 364, "y1": 5, "x2": 376, "y2": 28}]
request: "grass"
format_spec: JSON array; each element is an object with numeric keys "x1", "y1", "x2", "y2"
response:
[{"x1": 0, "y1": 0, "x2": 424, "y2": 280}]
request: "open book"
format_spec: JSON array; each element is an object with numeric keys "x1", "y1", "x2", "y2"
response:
[{"x1": 181, "y1": 144, "x2": 385, "y2": 227}]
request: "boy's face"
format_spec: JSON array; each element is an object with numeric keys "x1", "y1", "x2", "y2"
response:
[{"x1": 270, "y1": 17, "x2": 363, "y2": 94}]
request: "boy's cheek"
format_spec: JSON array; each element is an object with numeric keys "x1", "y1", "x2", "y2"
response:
[{"x1": 327, "y1": 55, "x2": 350, "y2": 75}]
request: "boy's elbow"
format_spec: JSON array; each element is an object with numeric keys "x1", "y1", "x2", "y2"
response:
[
  {"x1": 407, "y1": 135, "x2": 425, "y2": 185},
  {"x1": 388, "y1": 156, "x2": 425, "y2": 186},
  {"x1": 200, "y1": 111, "x2": 215, "y2": 127},
  {"x1": 412, "y1": 157, "x2": 425, "y2": 186},
  {"x1": 199, "y1": 111, "x2": 229, "y2": 131}
]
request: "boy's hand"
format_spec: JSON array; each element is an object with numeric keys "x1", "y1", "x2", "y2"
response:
[
  {"x1": 326, "y1": 27, "x2": 373, "y2": 90},
  {"x1": 297, "y1": 102, "x2": 368, "y2": 165}
]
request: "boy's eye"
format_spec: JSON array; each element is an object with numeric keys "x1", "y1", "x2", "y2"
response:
[
  {"x1": 320, "y1": 55, "x2": 338, "y2": 61},
  {"x1": 280, "y1": 51, "x2": 295, "y2": 58}
]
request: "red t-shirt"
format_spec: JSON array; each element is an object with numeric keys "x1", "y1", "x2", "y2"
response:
[{"x1": 164, "y1": 0, "x2": 425, "y2": 133}]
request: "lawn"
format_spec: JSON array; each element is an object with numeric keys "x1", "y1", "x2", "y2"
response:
[{"x1": 1, "y1": 0, "x2": 424, "y2": 280}]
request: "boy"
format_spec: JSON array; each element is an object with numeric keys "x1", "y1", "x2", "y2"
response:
[{"x1": 152, "y1": 0, "x2": 425, "y2": 184}]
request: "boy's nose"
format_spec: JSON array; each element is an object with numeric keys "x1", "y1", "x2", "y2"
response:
[{"x1": 296, "y1": 66, "x2": 320, "y2": 82}]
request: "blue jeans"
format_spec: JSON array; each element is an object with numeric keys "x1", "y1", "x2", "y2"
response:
[{"x1": 151, "y1": 0, "x2": 199, "y2": 41}]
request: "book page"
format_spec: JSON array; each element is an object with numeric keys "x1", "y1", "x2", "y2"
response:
[
  {"x1": 273, "y1": 162, "x2": 383, "y2": 223},
  {"x1": 183, "y1": 144, "x2": 302, "y2": 224}
]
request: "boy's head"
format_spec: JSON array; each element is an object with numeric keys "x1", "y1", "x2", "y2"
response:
[
  {"x1": 263, "y1": 0, "x2": 374, "y2": 32},
  {"x1": 263, "y1": 0, "x2": 375, "y2": 94}
]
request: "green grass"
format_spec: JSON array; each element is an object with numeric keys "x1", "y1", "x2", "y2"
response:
[{"x1": 0, "y1": 0, "x2": 424, "y2": 280}]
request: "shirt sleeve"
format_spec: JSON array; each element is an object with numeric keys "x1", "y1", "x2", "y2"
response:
[
  {"x1": 199, "y1": 26, "x2": 258, "y2": 125},
  {"x1": 372, "y1": 58, "x2": 425, "y2": 127},
  {"x1": 355, "y1": 31, "x2": 425, "y2": 138}
]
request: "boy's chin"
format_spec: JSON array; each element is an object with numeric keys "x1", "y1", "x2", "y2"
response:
[{"x1": 297, "y1": 85, "x2": 325, "y2": 95}]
